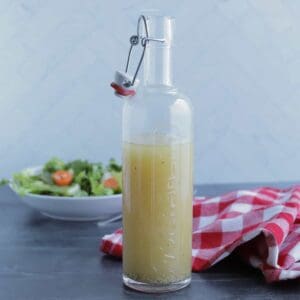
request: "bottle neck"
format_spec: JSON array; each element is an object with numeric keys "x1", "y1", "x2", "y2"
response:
[{"x1": 143, "y1": 44, "x2": 173, "y2": 87}]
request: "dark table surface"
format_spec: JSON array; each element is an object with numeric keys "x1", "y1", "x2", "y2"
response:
[{"x1": 1, "y1": 182, "x2": 299, "y2": 300}]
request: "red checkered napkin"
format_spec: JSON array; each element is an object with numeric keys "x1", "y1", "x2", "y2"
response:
[{"x1": 101, "y1": 186, "x2": 300, "y2": 282}]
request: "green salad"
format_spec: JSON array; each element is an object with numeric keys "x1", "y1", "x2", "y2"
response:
[{"x1": 6, "y1": 158, "x2": 122, "y2": 197}]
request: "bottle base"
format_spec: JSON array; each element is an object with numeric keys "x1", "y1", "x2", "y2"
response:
[{"x1": 123, "y1": 274, "x2": 191, "y2": 293}]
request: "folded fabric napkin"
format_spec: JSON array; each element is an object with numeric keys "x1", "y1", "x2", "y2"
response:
[{"x1": 101, "y1": 186, "x2": 300, "y2": 282}]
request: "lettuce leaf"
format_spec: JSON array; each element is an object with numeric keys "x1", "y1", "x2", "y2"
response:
[
  {"x1": 0, "y1": 179, "x2": 9, "y2": 187},
  {"x1": 43, "y1": 157, "x2": 65, "y2": 173},
  {"x1": 13, "y1": 172, "x2": 83, "y2": 197}
]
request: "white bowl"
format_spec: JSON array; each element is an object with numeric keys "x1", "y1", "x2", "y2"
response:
[{"x1": 10, "y1": 166, "x2": 122, "y2": 221}]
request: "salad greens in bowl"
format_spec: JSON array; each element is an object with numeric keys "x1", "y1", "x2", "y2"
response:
[
  {"x1": 12, "y1": 157, "x2": 122, "y2": 197},
  {"x1": 4, "y1": 158, "x2": 123, "y2": 221}
]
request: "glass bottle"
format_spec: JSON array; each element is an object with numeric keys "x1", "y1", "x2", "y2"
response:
[{"x1": 122, "y1": 15, "x2": 193, "y2": 293}]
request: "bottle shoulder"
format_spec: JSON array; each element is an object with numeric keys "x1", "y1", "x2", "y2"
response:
[{"x1": 122, "y1": 85, "x2": 193, "y2": 144}]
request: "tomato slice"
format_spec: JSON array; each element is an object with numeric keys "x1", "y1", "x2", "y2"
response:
[
  {"x1": 52, "y1": 170, "x2": 73, "y2": 186},
  {"x1": 103, "y1": 177, "x2": 119, "y2": 190}
]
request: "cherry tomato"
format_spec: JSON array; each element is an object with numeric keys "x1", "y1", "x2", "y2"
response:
[
  {"x1": 52, "y1": 170, "x2": 73, "y2": 186},
  {"x1": 103, "y1": 177, "x2": 119, "y2": 190}
]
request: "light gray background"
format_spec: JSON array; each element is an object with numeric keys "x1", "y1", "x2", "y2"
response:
[{"x1": 1, "y1": 0, "x2": 300, "y2": 184}]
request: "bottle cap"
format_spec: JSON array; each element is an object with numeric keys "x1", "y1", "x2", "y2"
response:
[{"x1": 111, "y1": 71, "x2": 139, "y2": 97}]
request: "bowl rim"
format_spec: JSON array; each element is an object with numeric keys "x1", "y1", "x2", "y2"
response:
[{"x1": 10, "y1": 165, "x2": 122, "y2": 201}]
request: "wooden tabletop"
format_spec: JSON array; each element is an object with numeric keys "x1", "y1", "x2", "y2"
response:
[{"x1": 0, "y1": 183, "x2": 299, "y2": 300}]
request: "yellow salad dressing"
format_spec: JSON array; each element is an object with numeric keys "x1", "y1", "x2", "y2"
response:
[{"x1": 122, "y1": 139, "x2": 193, "y2": 284}]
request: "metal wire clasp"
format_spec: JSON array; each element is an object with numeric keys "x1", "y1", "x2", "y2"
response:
[
  {"x1": 111, "y1": 15, "x2": 165, "y2": 97},
  {"x1": 125, "y1": 15, "x2": 165, "y2": 86}
]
